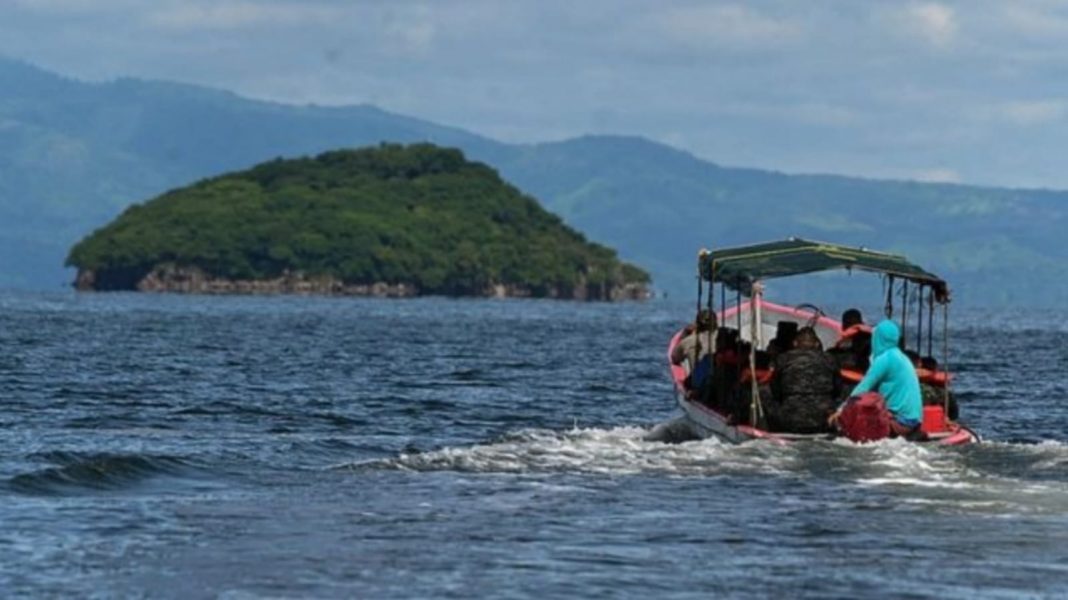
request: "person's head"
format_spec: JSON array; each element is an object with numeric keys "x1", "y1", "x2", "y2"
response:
[
  {"x1": 842, "y1": 308, "x2": 864, "y2": 329},
  {"x1": 695, "y1": 309, "x2": 717, "y2": 331},
  {"x1": 871, "y1": 320, "x2": 902, "y2": 357},
  {"x1": 715, "y1": 327, "x2": 736, "y2": 348},
  {"x1": 775, "y1": 321, "x2": 799, "y2": 347},
  {"x1": 766, "y1": 337, "x2": 783, "y2": 358},
  {"x1": 793, "y1": 326, "x2": 823, "y2": 351},
  {"x1": 921, "y1": 356, "x2": 939, "y2": 370}
]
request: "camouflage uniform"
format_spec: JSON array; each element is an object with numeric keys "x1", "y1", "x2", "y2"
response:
[{"x1": 765, "y1": 349, "x2": 842, "y2": 433}]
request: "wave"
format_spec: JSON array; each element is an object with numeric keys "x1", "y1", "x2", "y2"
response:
[
  {"x1": 341, "y1": 426, "x2": 799, "y2": 477},
  {"x1": 342, "y1": 427, "x2": 1068, "y2": 516},
  {"x1": 839, "y1": 438, "x2": 1068, "y2": 516},
  {"x1": 6, "y1": 451, "x2": 192, "y2": 495},
  {"x1": 852, "y1": 439, "x2": 984, "y2": 489}
]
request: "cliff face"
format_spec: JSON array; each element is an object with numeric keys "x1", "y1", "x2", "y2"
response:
[{"x1": 74, "y1": 265, "x2": 649, "y2": 301}]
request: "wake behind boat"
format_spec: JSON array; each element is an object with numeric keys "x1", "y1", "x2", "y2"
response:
[{"x1": 666, "y1": 239, "x2": 980, "y2": 446}]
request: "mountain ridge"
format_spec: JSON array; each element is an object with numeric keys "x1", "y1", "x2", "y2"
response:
[{"x1": 1, "y1": 57, "x2": 1064, "y2": 304}]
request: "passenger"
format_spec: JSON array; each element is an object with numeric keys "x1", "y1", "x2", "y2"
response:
[
  {"x1": 904, "y1": 349, "x2": 921, "y2": 367},
  {"x1": 672, "y1": 310, "x2": 717, "y2": 394},
  {"x1": 671, "y1": 309, "x2": 716, "y2": 367},
  {"x1": 723, "y1": 341, "x2": 755, "y2": 422},
  {"x1": 830, "y1": 308, "x2": 871, "y2": 372},
  {"x1": 842, "y1": 308, "x2": 864, "y2": 329},
  {"x1": 918, "y1": 356, "x2": 959, "y2": 420},
  {"x1": 766, "y1": 321, "x2": 799, "y2": 362},
  {"x1": 766, "y1": 338, "x2": 784, "y2": 362},
  {"x1": 740, "y1": 351, "x2": 773, "y2": 385},
  {"x1": 851, "y1": 334, "x2": 872, "y2": 372},
  {"x1": 714, "y1": 328, "x2": 739, "y2": 367},
  {"x1": 764, "y1": 327, "x2": 841, "y2": 433},
  {"x1": 829, "y1": 320, "x2": 923, "y2": 438},
  {"x1": 703, "y1": 329, "x2": 739, "y2": 406}
]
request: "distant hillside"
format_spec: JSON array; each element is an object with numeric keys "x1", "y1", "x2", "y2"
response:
[
  {"x1": 2, "y1": 58, "x2": 1066, "y2": 305},
  {"x1": 0, "y1": 58, "x2": 512, "y2": 288},
  {"x1": 497, "y1": 136, "x2": 1068, "y2": 304},
  {"x1": 67, "y1": 143, "x2": 648, "y2": 300}
]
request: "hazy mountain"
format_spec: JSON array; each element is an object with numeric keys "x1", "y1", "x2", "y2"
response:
[
  {"x1": 2, "y1": 58, "x2": 1065, "y2": 305},
  {"x1": 0, "y1": 57, "x2": 510, "y2": 288},
  {"x1": 498, "y1": 136, "x2": 1068, "y2": 304}
]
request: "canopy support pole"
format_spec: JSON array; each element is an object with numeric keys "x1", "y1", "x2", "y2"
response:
[
  {"x1": 748, "y1": 282, "x2": 764, "y2": 427},
  {"x1": 901, "y1": 280, "x2": 909, "y2": 350},
  {"x1": 697, "y1": 251, "x2": 710, "y2": 364},
  {"x1": 736, "y1": 288, "x2": 742, "y2": 337},
  {"x1": 708, "y1": 260, "x2": 715, "y2": 319},
  {"x1": 926, "y1": 290, "x2": 935, "y2": 358},
  {"x1": 709, "y1": 284, "x2": 715, "y2": 314},
  {"x1": 885, "y1": 276, "x2": 895, "y2": 319},
  {"x1": 916, "y1": 285, "x2": 924, "y2": 353},
  {"x1": 696, "y1": 252, "x2": 704, "y2": 322},
  {"x1": 720, "y1": 281, "x2": 726, "y2": 322},
  {"x1": 707, "y1": 269, "x2": 715, "y2": 346},
  {"x1": 943, "y1": 301, "x2": 951, "y2": 418}
]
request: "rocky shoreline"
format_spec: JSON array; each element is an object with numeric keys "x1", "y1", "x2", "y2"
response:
[{"x1": 74, "y1": 265, "x2": 650, "y2": 301}]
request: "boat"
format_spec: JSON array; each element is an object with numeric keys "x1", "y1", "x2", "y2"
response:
[{"x1": 667, "y1": 238, "x2": 980, "y2": 445}]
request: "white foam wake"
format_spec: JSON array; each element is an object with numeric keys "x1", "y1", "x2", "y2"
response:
[
  {"x1": 854, "y1": 438, "x2": 981, "y2": 489},
  {"x1": 850, "y1": 438, "x2": 1068, "y2": 515},
  {"x1": 350, "y1": 426, "x2": 799, "y2": 477},
  {"x1": 340, "y1": 431, "x2": 1068, "y2": 516}
]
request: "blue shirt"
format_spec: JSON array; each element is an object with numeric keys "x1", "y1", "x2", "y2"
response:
[{"x1": 850, "y1": 320, "x2": 922, "y2": 423}]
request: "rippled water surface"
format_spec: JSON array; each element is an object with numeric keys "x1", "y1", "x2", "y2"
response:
[{"x1": 1, "y1": 292, "x2": 1067, "y2": 598}]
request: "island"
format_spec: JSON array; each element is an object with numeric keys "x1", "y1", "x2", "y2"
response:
[{"x1": 67, "y1": 143, "x2": 650, "y2": 301}]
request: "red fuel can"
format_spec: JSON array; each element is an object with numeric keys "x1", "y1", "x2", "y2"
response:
[{"x1": 922, "y1": 405, "x2": 947, "y2": 434}]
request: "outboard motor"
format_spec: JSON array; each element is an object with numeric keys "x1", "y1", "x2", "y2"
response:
[{"x1": 837, "y1": 392, "x2": 891, "y2": 443}]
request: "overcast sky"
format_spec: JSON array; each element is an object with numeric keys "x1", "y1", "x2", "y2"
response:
[{"x1": 5, "y1": 0, "x2": 1068, "y2": 189}]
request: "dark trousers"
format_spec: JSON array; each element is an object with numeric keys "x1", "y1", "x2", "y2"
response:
[{"x1": 889, "y1": 419, "x2": 925, "y2": 441}]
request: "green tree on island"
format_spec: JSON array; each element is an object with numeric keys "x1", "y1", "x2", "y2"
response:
[{"x1": 67, "y1": 143, "x2": 649, "y2": 300}]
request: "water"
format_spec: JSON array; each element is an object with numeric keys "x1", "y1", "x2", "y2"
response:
[{"x1": 1, "y1": 291, "x2": 1066, "y2": 598}]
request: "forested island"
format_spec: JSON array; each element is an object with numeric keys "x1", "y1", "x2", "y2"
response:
[{"x1": 66, "y1": 143, "x2": 650, "y2": 300}]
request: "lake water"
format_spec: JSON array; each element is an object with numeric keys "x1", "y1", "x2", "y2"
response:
[{"x1": 1, "y1": 291, "x2": 1066, "y2": 598}]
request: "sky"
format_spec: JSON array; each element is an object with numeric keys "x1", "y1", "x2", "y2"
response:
[{"x1": 4, "y1": 0, "x2": 1068, "y2": 189}]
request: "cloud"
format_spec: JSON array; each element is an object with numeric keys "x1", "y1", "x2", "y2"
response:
[
  {"x1": 12, "y1": 0, "x2": 140, "y2": 14},
  {"x1": 656, "y1": 4, "x2": 802, "y2": 51},
  {"x1": 7, "y1": 0, "x2": 1068, "y2": 189},
  {"x1": 709, "y1": 101, "x2": 860, "y2": 127},
  {"x1": 1001, "y1": 3, "x2": 1068, "y2": 37},
  {"x1": 1002, "y1": 100, "x2": 1067, "y2": 125},
  {"x1": 913, "y1": 167, "x2": 961, "y2": 183},
  {"x1": 145, "y1": 1, "x2": 340, "y2": 31},
  {"x1": 380, "y1": 4, "x2": 437, "y2": 57},
  {"x1": 901, "y1": 3, "x2": 957, "y2": 46}
]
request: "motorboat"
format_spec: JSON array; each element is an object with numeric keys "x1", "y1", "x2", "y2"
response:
[{"x1": 667, "y1": 238, "x2": 980, "y2": 445}]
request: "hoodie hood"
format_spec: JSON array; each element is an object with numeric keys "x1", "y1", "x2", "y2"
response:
[{"x1": 871, "y1": 320, "x2": 901, "y2": 358}]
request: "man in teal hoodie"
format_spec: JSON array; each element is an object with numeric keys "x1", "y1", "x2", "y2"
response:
[{"x1": 829, "y1": 320, "x2": 923, "y2": 436}]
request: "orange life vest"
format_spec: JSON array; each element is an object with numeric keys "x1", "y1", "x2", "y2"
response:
[
  {"x1": 740, "y1": 368, "x2": 774, "y2": 385},
  {"x1": 916, "y1": 368, "x2": 952, "y2": 387},
  {"x1": 840, "y1": 368, "x2": 865, "y2": 383},
  {"x1": 834, "y1": 324, "x2": 873, "y2": 349},
  {"x1": 840, "y1": 367, "x2": 951, "y2": 387}
]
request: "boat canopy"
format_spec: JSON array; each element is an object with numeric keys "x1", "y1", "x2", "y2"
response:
[{"x1": 700, "y1": 238, "x2": 949, "y2": 302}]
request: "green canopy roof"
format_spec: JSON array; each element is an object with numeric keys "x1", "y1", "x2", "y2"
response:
[{"x1": 700, "y1": 238, "x2": 949, "y2": 301}]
